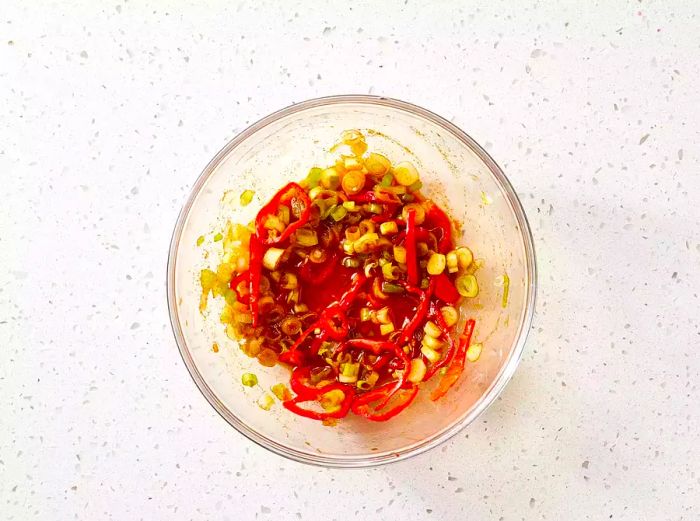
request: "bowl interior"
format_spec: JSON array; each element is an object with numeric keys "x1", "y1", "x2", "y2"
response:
[{"x1": 169, "y1": 97, "x2": 535, "y2": 466}]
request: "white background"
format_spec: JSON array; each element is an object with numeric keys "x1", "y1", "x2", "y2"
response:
[{"x1": 2, "y1": 1, "x2": 699, "y2": 519}]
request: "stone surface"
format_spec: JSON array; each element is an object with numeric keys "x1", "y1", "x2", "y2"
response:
[{"x1": 1, "y1": 1, "x2": 698, "y2": 519}]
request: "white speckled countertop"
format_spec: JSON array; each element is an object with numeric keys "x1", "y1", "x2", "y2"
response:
[{"x1": 2, "y1": 1, "x2": 699, "y2": 519}]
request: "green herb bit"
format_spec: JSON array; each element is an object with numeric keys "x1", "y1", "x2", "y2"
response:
[
  {"x1": 240, "y1": 189, "x2": 255, "y2": 206},
  {"x1": 241, "y1": 373, "x2": 258, "y2": 387}
]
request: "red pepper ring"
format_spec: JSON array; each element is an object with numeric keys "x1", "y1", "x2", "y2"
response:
[
  {"x1": 228, "y1": 270, "x2": 249, "y2": 291},
  {"x1": 283, "y1": 382, "x2": 355, "y2": 421},
  {"x1": 288, "y1": 366, "x2": 323, "y2": 399},
  {"x1": 254, "y1": 182, "x2": 311, "y2": 246},
  {"x1": 430, "y1": 319, "x2": 476, "y2": 401},
  {"x1": 278, "y1": 324, "x2": 318, "y2": 366},
  {"x1": 318, "y1": 306, "x2": 349, "y2": 341},
  {"x1": 351, "y1": 382, "x2": 418, "y2": 422}
]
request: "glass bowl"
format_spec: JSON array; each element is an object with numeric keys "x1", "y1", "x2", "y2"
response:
[{"x1": 167, "y1": 95, "x2": 536, "y2": 467}]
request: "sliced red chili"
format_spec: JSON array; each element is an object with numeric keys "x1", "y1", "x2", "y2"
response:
[
  {"x1": 289, "y1": 366, "x2": 323, "y2": 399},
  {"x1": 229, "y1": 270, "x2": 251, "y2": 304},
  {"x1": 255, "y1": 182, "x2": 311, "y2": 245},
  {"x1": 318, "y1": 307, "x2": 349, "y2": 340},
  {"x1": 283, "y1": 382, "x2": 355, "y2": 420},
  {"x1": 432, "y1": 272, "x2": 460, "y2": 304},
  {"x1": 278, "y1": 324, "x2": 318, "y2": 366},
  {"x1": 430, "y1": 318, "x2": 476, "y2": 401},
  {"x1": 351, "y1": 382, "x2": 418, "y2": 421},
  {"x1": 229, "y1": 271, "x2": 248, "y2": 291},
  {"x1": 396, "y1": 279, "x2": 433, "y2": 347},
  {"x1": 405, "y1": 208, "x2": 418, "y2": 285},
  {"x1": 424, "y1": 200, "x2": 453, "y2": 253}
]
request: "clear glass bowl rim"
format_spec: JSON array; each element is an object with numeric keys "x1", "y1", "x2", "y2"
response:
[{"x1": 166, "y1": 94, "x2": 537, "y2": 468}]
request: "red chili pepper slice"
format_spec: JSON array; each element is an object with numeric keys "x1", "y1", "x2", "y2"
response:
[
  {"x1": 229, "y1": 270, "x2": 248, "y2": 291},
  {"x1": 432, "y1": 272, "x2": 460, "y2": 304},
  {"x1": 395, "y1": 227, "x2": 437, "y2": 251},
  {"x1": 424, "y1": 200, "x2": 453, "y2": 253},
  {"x1": 396, "y1": 279, "x2": 433, "y2": 347},
  {"x1": 422, "y1": 308, "x2": 454, "y2": 379},
  {"x1": 255, "y1": 182, "x2": 311, "y2": 246},
  {"x1": 405, "y1": 208, "x2": 418, "y2": 285},
  {"x1": 430, "y1": 319, "x2": 476, "y2": 401},
  {"x1": 283, "y1": 382, "x2": 355, "y2": 421},
  {"x1": 229, "y1": 270, "x2": 251, "y2": 304},
  {"x1": 288, "y1": 366, "x2": 323, "y2": 399},
  {"x1": 351, "y1": 382, "x2": 418, "y2": 421},
  {"x1": 278, "y1": 324, "x2": 318, "y2": 366},
  {"x1": 248, "y1": 236, "x2": 263, "y2": 327},
  {"x1": 337, "y1": 272, "x2": 367, "y2": 310},
  {"x1": 371, "y1": 353, "x2": 390, "y2": 371},
  {"x1": 318, "y1": 307, "x2": 349, "y2": 340}
]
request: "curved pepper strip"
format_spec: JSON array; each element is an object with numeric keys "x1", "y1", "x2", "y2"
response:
[
  {"x1": 405, "y1": 208, "x2": 418, "y2": 285},
  {"x1": 315, "y1": 273, "x2": 366, "y2": 340},
  {"x1": 255, "y1": 182, "x2": 311, "y2": 246},
  {"x1": 229, "y1": 270, "x2": 249, "y2": 291},
  {"x1": 278, "y1": 324, "x2": 318, "y2": 366},
  {"x1": 333, "y1": 336, "x2": 409, "y2": 411},
  {"x1": 283, "y1": 382, "x2": 355, "y2": 421},
  {"x1": 337, "y1": 272, "x2": 367, "y2": 310},
  {"x1": 351, "y1": 382, "x2": 418, "y2": 422},
  {"x1": 248, "y1": 236, "x2": 263, "y2": 326},
  {"x1": 430, "y1": 318, "x2": 476, "y2": 401},
  {"x1": 374, "y1": 345, "x2": 411, "y2": 410},
  {"x1": 425, "y1": 333, "x2": 455, "y2": 380},
  {"x1": 423, "y1": 307, "x2": 455, "y2": 379},
  {"x1": 367, "y1": 279, "x2": 432, "y2": 409},
  {"x1": 421, "y1": 300, "x2": 454, "y2": 375},
  {"x1": 424, "y1": 200, "x2": 453, "y2": 254},
  {"x1": 371, "y1": 353, "x2": 390, "y2": 371},
  {"x1": 288, "y1": 366, "x2": 323, "y2": 399},
  {"x1": 396, "y1": 279, "x2": 434, "y2": 347},
  {"x1": 229, "y1": 270, "x2": 251, "y2": 304},
  {"x1": 395, "y1": 227, "x2": 438, "y2": 252}
]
